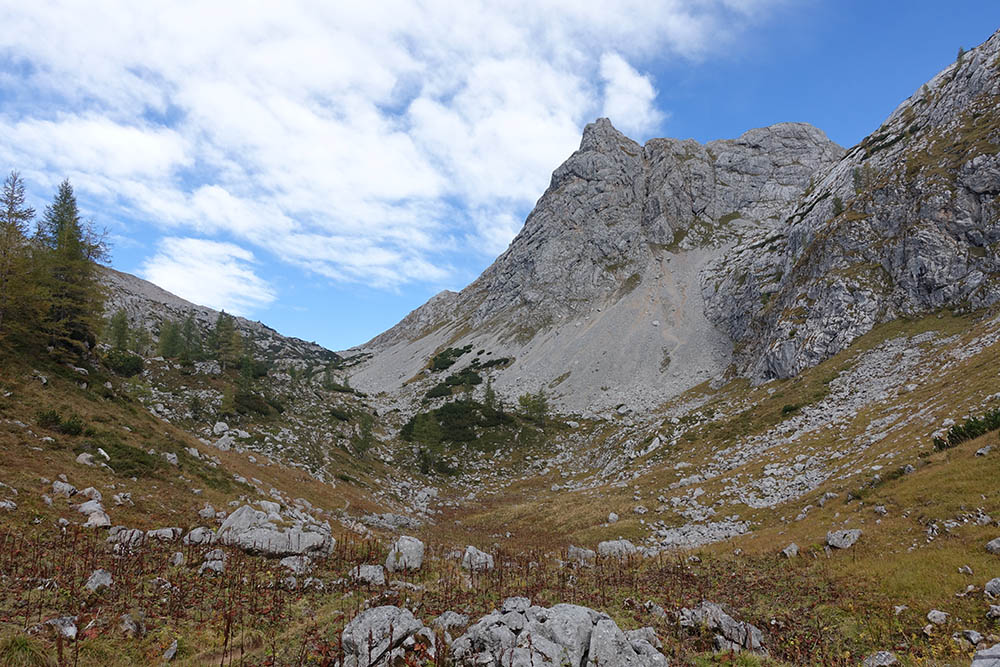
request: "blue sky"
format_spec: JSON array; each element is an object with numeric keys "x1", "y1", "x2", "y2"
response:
[{"x1": 1, "y1": 2, "x2": 997, "y2": 351}]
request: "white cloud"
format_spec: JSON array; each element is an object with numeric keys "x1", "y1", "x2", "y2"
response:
[
  {"x1": 0, "y1": 0, "x2": 780, "y2": 295},
  {"x1": 599, "y1": 53, "x2": 667, "y2": 139},
  {"x1": 141, "y1": 237, "x2": 276, "y2": 316}
]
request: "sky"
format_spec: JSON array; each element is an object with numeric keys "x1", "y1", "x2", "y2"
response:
[{"x1": 1, "y1": 2, "x2": 998, "y2": 351}]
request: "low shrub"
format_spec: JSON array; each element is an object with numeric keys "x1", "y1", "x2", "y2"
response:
[
  {"x1": 932, "y1": 406, "x2": 1000, "y2": 450},
  {"x1": 105, "y1": 349, "x2": 144, "y2": 377}
]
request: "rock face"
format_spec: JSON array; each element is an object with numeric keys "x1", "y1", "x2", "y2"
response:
[
  {"x1": 216, "y1": 505, "x2": 334, "y2": 557},
  {"x1": 707, "y1": 29, "x2": 1000, "y2": 381},
  {"x1": 451, "y1": 597, "x2": 667, "y2": 667},
  {"x1": 352, "y1": 29, "x2": 1000, "y2": 409},
  {"x1": 351, "y1": 118, "x2": 843, "y2": 413}
]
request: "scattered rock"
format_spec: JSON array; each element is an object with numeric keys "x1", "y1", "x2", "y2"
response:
[
  {"x1": 433, "y1": 611, "x2": 469, "y2": 633},
  {"x1": 199, "y1": 560, "x2": 225, "y2": 576},
  {"x1": 183, "y1": 527, "x2": 217, "y2": 545},
  {"x1": 163, "y1": 639, "x2": 178, "y2": 661},
  {"x1": 985, "y1": 578, "x2": 1000, "y2": 599},
  {"x1": 862, "y1": 650, "x2": 898, "y2": 666},
  {"x1": 927, "y1": 609, "x2": 949, "y2": 625},
  {"x1": 567, "y1": 545, "x2": 596, "y2": 567},
  {"x1": 986, "y1": 537, "x2": 1000, "y2": 555},
  {"x1": 120, "y1": 611, "x2": 146, "y2": 638},
  {"x1": 386, "y1": 535, "x2": 425, "y2": 572},
  {"x1": 678, "y1": 601, "x2": 766, "y2": 654},
  {"x1": 51, "y1": 480, "x2": 77, "y2": 497},
  {"x1": 973, "y1": 642, "x2": 1000, "y2": 666},
  {"x1": 170, "y1": 552, "x2": 185, "y2": 567},
  {"x1": 44, "y1": 616, "x2": 77, "y2": 640},
  {"x1": 351, "y1": 564, "x2": 386, "y2": 586},
  {"x1": 75, "y1": 453, "x2": 95, "y2": 466},
  {"x1": 452, "y1": 597, "x2": 666, "y2": 667},
  {"x1": 608, "y1": 512, "x2": 619, "y2": 523},
  {"x1": 826, "y1": 529, "x2": 862, "y2": 549},
  {"x1": 461, "y1": 545, "x2": 494, "y2": 572},
  {"x1": 0, "y1": 499, "x2": 15, "y2": 512},
  {"x1": 280, "y1": 555, "x2": 313, "y2": 576},
  {"x1": 341, "y1": 606, "x2": 433, "y2": 667},
  {"x1": 147, "y1": 527, "x2": 181, "y2": 542},
  {"x1": 597, "y1": 539, "x2": 637, "y2": 558},
  {"x1": 217, "y1": 504, "x2": 334, "y2": 557},
  {"x1": 781, "y1": 543, "x2": 799, "y2": 558},
  {"x1": 84, "y1": 569, "x2": 112, "y2": 592},
  {"x1": 977, "y1": 445, "x2": 993, "y2": 457}
]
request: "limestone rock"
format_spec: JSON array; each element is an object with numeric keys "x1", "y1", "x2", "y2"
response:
[
  {"x1": 678, "y1": 601, "x2": 766, "y2": 654},
  {"x1": 826, "y1": 529, "x2": 862, "y2": 549},
  {"x1": 386, "y1": 535, "x2": 425, "y2": 572},
  {"x1": 341, "y1": 606, "x2": 431, "y2": 667},
  {"x1": 597, "y1": 539, "x2": 637, "y2": 558},
  {"x1": 461, "y1": 545, "x2": 494, "y2": 572},
  {"x1": 84, "y1": 569, "x2": 112, "y2": 592},
  {"x1": 216, "y1": 504, "x2": 334, "y2": 557}
]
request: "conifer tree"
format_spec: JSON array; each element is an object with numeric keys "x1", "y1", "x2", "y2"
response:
[
  {"x1": 36, "y1": 179, "x2": 107, "y2": 354},
  {"x1": 0, "y1": 171, "x2": 39, "y2": 344},
  {"x1": 109, "y1": 309, "x2": 129, "y2": 351}
]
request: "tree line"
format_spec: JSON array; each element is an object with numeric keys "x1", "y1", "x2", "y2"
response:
[{"x1": 0, "y1": 171, "x2": 106, "y2": 360}]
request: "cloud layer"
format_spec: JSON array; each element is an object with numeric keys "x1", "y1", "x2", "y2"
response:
[{"x1": 0, "y1": 1, "x2": 774, "y2": 312}]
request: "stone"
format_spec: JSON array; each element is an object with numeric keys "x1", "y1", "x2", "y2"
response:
[
  {"x1": 351, "y1": 564, "x2": 386, "y2": 586},
  {"x1": 608, "y1": 512, "x2": 619, "y2": 523},
  {"x1": 216, "y1": 504, "x2": 334, "y2": 557},
  {"x1": 461, "y1": 545, "x2": 494, "y2": 572},
  {"x1": 183, "y1": 527, "x2": 217, "y2": 545},
  {"x1": 386, "y1": 535, "x2": 425, "y2": 572},
  {"x1": 450, "y1": 598, "x2": 666, "y2": 667},
  {"x1": 567, "y1": 545, "x2": 596, "y2": 567},
  {"x1": 977, "y1": 446, "x2": 993, "y2": 457},
  {"x1": 862, "y1": 650, "x2": 898, "y2": 666},
  {"x1": 433, "y1": 611, "x2": 469, "y2": 632},
  {"x1": 966, "y1": 629, "x2": 985, "y2": 646},
  {"x1": 987, "y1": 605, "x2": 1000, "y2": 620},
  {"x1": 84, "y1": 569, "x2": 112, "y2": 592},
  {"x1": 198, "y1": 504, "x2": 216, "y2": 520},
  {"x1": 170, "y1": 552, "x2": 185, "y2": 567},
  {"x1": 927, "y1": 609, "x2": 949, "y2": 625},
  {"x1": 213, "y1": 421, "x2": 229, "y2": 435},
  {"x1": 163, "y1": 639, "x2": 178, "y2": 661},
  {"x1": 120, "y1": 611, "x2": 146, "y2": 638},
  {"x1": 597, "y1": 539, "x2": 637, "y2": 558},
  {"x1": 826, "y1": 529, "x2": 862, "y2": 549},
  {"x1": 0, "y1": 500, "x2": 15, "y2": 512},
  {"x1": 199, "y1": 560, "x2": 225, "y2": 576},
  {"x1": 678, "y1": 601, "x2": 766, "y2": 654},
  {"x1": 341, "y1": 606, "x2": 429, "y2": 667},
  {"x1": 44, "y1": 616, "x2": 77, "y2": 640},
  {"x1": 986, "y1": 537, "x2": 1000, "y2": 554},
  {"x1": 146, "y1": 527, "x2": 181, "y2": 542},
  {"x1": 781, "y1": 543, "x2": 799, "y2": 558},
  {"x1": 75, "y1": 452, "x2": 95, "y2": 466},
  {"x1": 974, "y1": 642, "x2": 1000, "y2": 666},
  {"x1": 83, "y1": 511, "x2": 111, "y2": 528},
  {"x1": 52, "y1": 480, "x2": 77, "y2": 497},
  {"x1": 986, "y1": 578, "x2": 1000, "y2": 599},
  {"x1": 280, "y1": 555, "x2": 313, "y2": 576}
]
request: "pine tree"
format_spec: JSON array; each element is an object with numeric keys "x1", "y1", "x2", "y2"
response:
[
  {"x1": 0, "y1": 171, "x2": 39, "y2": 345},
  {"x1": 180, "y1": 314, "x2": 201, "y2": 361},
  {"x1": 483, "y1": 376, "x2": 497, "y2": 411},
  {"x1": 158, "y1": 319, "x2": 183, "y2": 358},
  {"x1": 36, "y1": 179, "x2": 107, "y2": 355}
]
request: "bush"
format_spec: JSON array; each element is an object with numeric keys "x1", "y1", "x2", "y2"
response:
[
  {"x1": 36, "y1": 409, "x2": 61, "y2": 430},
  {"x1": 426, "y1": 383, "x2": 452, "y2": 398},
  {"x1": 781, "y1": 403, "x2": 801, "y2": 416},
  {"x1": 233, "y1": 391, "x2": 273, "y2": 416},
  {"x1": 105, "y1": 349, "x2": 144, "y2": 377},
  {"x1": 933, "y1": 407, "x2": 1000, "y2": 450},
  {"x1": 430, "y1": 345, "x2": 472, "y2": 371},
  {"x1": 330, "y1": 407, "x2": 351, "y2": 422},
  {"x1": 58, "y1": 414, "x2": 84, "y2": 436}
]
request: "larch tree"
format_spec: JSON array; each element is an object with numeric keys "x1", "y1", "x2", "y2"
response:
[{"x1": 0, "y1": 171, "x2": 38, "y2": 345}]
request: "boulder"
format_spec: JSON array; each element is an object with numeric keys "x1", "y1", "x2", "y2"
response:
[
  {"x1": 51, "y1": 480, "x2": 77, "y2": 497},
  {"x1": 451, "y1": 597, "x2": 666, "y2": 666},
  {"x1": 678, "y1": 601, "x2": 766, "y2": 654},
  {"x1": 826, "y1": 529, "x2": 862, "y2": 549},
  {"x1": 351, "y1": 564, "x2": 386, "y2": 586},
  {"x1": 386, "y1": 535, "x2": 425, "y2": 572},
  {"x1": 147, "y1": 527, "x2": 181, "y2": 542},
  {"x1": 597, "y1": 539, "x2": 637, "y2": 558},
  {"x1": 461, "y1": 545, "x2": 494, "y2": 572},
  {"x1": 183, "y1": 527, "x2": 217, "y2": 545},
  {"x1": 986, "y1": 537, "x2": 1000, "y2": 555},
  {"x1": 974, "y1": 642, "x2": 1000, "y2": 666},
  {"x1": 781, "y1": 543, "x2": 799, "y2": 559},
  {"x1": 985, "y1": 578, "x2": 1000, "y2": 599},
  {"x1": 341, "y1": 606, "x2": 433, "y2": 667},
  {"x1": 216, "y1": 504, "x2": 334, "y2": 557},
  {"x1": 280, "y1": 555, "x2": 313, "y2": 576}
]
